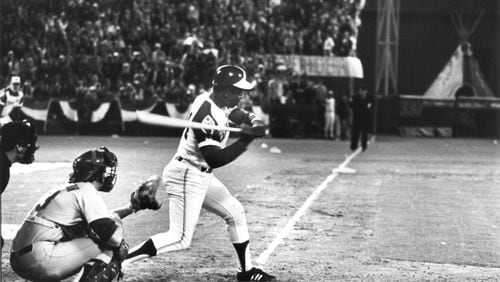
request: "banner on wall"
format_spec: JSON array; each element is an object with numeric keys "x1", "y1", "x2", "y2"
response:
[
  {"x1": 17, "y1": 99, "x2": 235, "y2": 133},
  {"x1": 275, "y1": 55, "x2": 364, "y2": 78}
]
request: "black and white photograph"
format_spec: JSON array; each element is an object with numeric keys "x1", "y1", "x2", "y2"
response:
[{"x1": 1, "y1": 0, "x2": 499, "y2": 281}]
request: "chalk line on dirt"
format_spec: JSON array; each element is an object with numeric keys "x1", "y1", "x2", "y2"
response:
[{"x1": 256, "y1": 146, "x2": 363, "y2": 266}]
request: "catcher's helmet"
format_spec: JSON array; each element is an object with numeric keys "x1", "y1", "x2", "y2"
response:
[
  {"x1": 213, "y1": 65, "x2": 254, "y2": 90},
  {"x1": 69, "y1": 146, "x2": 117, "y2": 192},
  {"x1": 1, "y1": 120, "x2": 39, "y2": 164}
]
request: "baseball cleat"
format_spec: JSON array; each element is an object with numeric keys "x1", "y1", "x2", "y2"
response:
[{"x1": 237, "y1": 267, "x2": 276, "y2": 281}]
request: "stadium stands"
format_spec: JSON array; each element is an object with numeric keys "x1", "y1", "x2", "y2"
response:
[{"x1": 1, "y1": 0, "x2": 364, "y2": 108}]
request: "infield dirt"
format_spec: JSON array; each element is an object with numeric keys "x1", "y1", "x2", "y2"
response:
[{"x1": 2, "y1": 136, "x2": 500, "y2": 281}]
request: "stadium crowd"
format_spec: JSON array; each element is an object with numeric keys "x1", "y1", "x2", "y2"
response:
[{"x1": 1, "y1": 0, "x2": 365, "y2": 108}]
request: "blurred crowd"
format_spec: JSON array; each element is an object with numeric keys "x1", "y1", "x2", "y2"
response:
[{"x1": 1, "y1": 0, "x2": 365, "y2": 108}]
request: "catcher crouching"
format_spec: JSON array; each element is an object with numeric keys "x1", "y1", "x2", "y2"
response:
[{"x1": 9, "y1": 146, "x2": 162, "y2": 282}]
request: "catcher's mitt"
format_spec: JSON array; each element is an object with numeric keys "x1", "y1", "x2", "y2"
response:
[{"x1": 130, "y1": 175, "x2": 163, "y2": 212}]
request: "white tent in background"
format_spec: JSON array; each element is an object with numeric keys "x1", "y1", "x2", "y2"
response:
[{"x1": 422, "y1": 10, "x2": 495, "y2": 99}]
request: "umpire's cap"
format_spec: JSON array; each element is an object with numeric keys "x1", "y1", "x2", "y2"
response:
[
  {"x1": 213, "y1": 65, "x2": 254, "y2": 90},
  {"x1": 1, "y1": 120, "x2": 38, "y2": 151}
]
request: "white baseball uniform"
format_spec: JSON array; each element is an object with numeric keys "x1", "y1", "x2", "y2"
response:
[
  {"x1": 10, "y1": 182, "x2": 115, "y2": 281},
  {"x1": 148, "y1": 91, "x2": 250, "y2": 256},
  {"x1": 324, "y1": 97, "x2": 336, "y2": 139},
  {"x1": 0, "y1": 87, "x2": 24, "y2": 126}
]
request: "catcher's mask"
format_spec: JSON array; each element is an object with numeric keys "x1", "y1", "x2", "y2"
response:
[
  {"x1": 69, "y1": 146, "x2": 117, "y2": 192},
  {"x1": 1, "y1": 120, "x2": 39, "y2": 164}
]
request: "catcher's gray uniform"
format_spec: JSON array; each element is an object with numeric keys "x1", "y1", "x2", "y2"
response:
[
  {"x1": 9, "y1": 146, "x2": 161, "y2": 282},
  {"x1": 10, "y1": 183, "x2": 116, "y2": 281}
]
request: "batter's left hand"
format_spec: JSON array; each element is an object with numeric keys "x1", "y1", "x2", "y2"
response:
[{"x1": 240, "y1": 124, "x2": 268, "y2": 138}]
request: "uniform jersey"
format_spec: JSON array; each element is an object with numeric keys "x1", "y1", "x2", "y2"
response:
[
  {"x1": 0, "y1": 87, "x2": 24, "y2": 117},
  {"x1": 128, "y1": 92, "x2": 257, "y2": 265},
  {"x1": 325, "y1": 97, "x2": 336, "y2": 114},
  {"x1": 176, "y1": 91, "x2": 258, "y2": 169},
  {"x1": 176, "y1": 91, "x2": 232, "y2": 168},
  {"x1": 1, "y1": 150, "x2": 11, "y2": 194},
  {"x1": 10, "y1": 182, "x2": 116, "y2": 281},
  {"x1": 12, "y1": 182, "x2": 112, "y2": 248}
]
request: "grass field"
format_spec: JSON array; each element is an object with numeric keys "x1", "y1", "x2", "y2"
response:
[{"x1": 2, "y1": 135, "x2": 500, "y2": 281}]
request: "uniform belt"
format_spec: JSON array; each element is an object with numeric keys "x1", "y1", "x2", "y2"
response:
[
  {"x1": 175, "y1": 156, "x2": 212, "y2": 173},
  {"x1": 12, "y1": 244, "x2": 33, "y2": 256},
  {"x1": 25, "y1": 215, "x2": 60, "y2": 229}
]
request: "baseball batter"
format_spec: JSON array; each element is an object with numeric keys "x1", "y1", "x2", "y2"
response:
[
  {"x1": 125, "y1": 65, "x2": 275, "y2": 281},
  {"x1": 0, "y1": 76, "x2": 24, "y2": 127},
  {"x1": 9, "y1": 147, "x2": 161, "y2": 281}
]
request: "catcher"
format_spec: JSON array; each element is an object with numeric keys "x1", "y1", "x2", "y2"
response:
[
  {"x1": 125, "y1": 65, "x2": 276, "y2": 281},
  {"x1": 9, "y1": 146, "x2": 162, "y2": 282}
]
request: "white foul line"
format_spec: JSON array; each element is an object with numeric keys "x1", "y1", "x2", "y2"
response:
[{"x1": 256, "y1": 147, "x2": 362, "y2": 266}]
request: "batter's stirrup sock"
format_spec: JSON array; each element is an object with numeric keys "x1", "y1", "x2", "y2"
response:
[
  {"x1": 233, "y1": 240, "x2": 249, "y2": 271},
  {"x1": 127, "y1": 238, "x2": 157, "y2": 259}
]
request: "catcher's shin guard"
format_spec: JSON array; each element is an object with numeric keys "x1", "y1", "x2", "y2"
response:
[{"x1": 79, "y1": 259, "x2": 123, "y2": 282}]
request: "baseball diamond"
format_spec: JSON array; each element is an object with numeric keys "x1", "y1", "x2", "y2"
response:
[
  {"x1": 1, "y1": 1, "x2": 499, "y2": 281},
  {"x1": 1, "y1": 136, "x2": 500, "y2": 281}
]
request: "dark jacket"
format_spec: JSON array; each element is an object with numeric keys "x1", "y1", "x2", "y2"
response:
[{"x1": 1, "y1": 150, "x2": 12, "y2": 194}]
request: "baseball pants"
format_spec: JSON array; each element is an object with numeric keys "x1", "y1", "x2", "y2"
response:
[
  {"x1": 324, "y1": 112, "x2": 335, "y2": 138},
  {"x1": 150, "y1": 158, "x2": 250, "y2": 254},
  {"x1": 10, "y1": 221, "x2": 112, "y2": 281}
]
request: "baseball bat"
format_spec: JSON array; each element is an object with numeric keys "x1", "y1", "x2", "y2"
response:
[{"x1": 136, "y1": 111, "x2": 242, "y2": 132}]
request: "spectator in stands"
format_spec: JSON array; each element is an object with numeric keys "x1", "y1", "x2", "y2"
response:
[
  {"x1": 1, "y1": 0, "x2": 365, "y2": 117},
  {"x1": 104, "y1": 52, "x2": 124, "y2": 89},
  {"x1": 119, "y1": 62, "x2": 133, "y2": 85},
  {"x1": 323, "y1": 31, "x2": 336, "y2": 56},
  {"x1": 336, "y1": 30, "x2": 353, "y2": 57}
]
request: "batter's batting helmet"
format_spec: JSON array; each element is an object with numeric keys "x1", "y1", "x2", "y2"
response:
[
  {"x1": 213, "y1": 65, "x2": 254, "y2": 90},
  {"x1": 1, "y1": 120, "x2": 38, "y2": 163},
  {"x1": 69, "y1": 146, "x2": 117, "y2": 192}
]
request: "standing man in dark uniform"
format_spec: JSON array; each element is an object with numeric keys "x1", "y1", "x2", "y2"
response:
[
  {"x1": 336, "y1": 93, "x2": 350, "y2": 141},
  {"x1": 349, "y1": 86, "x2": 372, "y2": 151},
  {"x1": 1, "y1": 120, "x2": 39, "y2": 247}
]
